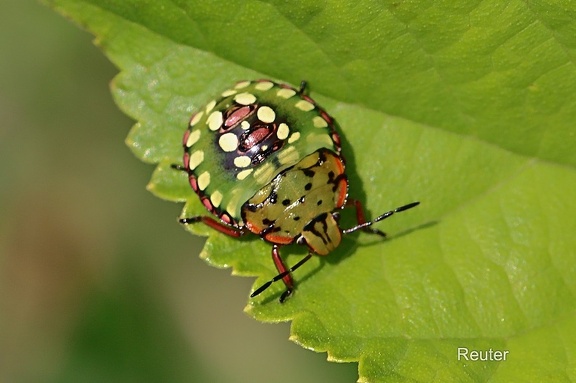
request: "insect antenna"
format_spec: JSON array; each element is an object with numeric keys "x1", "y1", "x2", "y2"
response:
[
  {"x1": 171, "y1": 164, "x2": 187, "y2": 172},
  {"x1": 251, "y1": 253, "x2": 313, "y2": 301},
  {"x1": 342, "y1": 201, "x2": 420, "y2": 235}
]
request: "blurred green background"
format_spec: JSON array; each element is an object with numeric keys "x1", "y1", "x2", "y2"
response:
[{"x1": 0, "y1": 1, "x2": 358, "y2": 382}]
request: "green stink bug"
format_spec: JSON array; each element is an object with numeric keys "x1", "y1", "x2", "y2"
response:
[{"x1": 176, "y1": 80, "x2": 419, "y2": 302}]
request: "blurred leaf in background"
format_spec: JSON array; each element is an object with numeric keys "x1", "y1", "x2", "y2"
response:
[{"x1": 0, "y1": 1, "x2": 358, "y2": 382}]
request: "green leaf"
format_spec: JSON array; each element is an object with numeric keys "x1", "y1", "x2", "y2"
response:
[{"x1": 47, "y1": 0, "x2": 576, "y2": 381}]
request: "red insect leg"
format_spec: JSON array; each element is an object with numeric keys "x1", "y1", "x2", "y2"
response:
[
  {"x1": 251, "y1": 246, "x2": 313, "y2": 302},
  {"x1": 179, "y1": 216, "x2": 245, "y2": 237},
  {"x1": 271, "y1": 245, "x2": 294, "y2": 293}
]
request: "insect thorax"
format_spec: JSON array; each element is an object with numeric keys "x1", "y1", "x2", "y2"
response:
[{"x1": 241, "y1": 149, "x2": 348, "y2": 253}]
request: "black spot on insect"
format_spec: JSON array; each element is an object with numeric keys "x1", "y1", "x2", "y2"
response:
[
  {"x1": 282, "y1": 199, "x2": 290, "y2": 206},
  {"x1": 298, "y1": 196, "x2": 305, "y2": 203},
  {"x1": 304, "y1": 182, "x2": 313, "y2": 191},
  {"x1": 303, "y1": 169, "x2": 315, "y2": 178},
  {"x1": 246, "y1": 204, "x2": 258, "y2": 212},
  {"x1": 293, "y1": 216, "x2": 300, "y2": 221},
  {"x1": 317, "y1": 199, "x2": 323, "y2": 206},
  {"x1": 328, "y1": 171, "x2": 335, "y2": 180},
  {"x1": 262, "y1": 218, "x2": 275, "y2": 226}
]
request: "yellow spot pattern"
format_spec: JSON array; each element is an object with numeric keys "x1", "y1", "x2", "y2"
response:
[
  {"x1": 277, "y1": 123, "x2": 290, "y2": 140},
  {"x1": 198, "y1": 171, "x2": 210, "y2": 191},
  {"x1": 234, "y1": 81, "x2": 250, "y2": 89},
  {"x1": 255, "y1": 81, "x2": 274, "y2": 91},
  {"x1": 234, "y1": 92, "x2": 256, "y2": 105},
  {"x1": 257, "y1": 106, "x2": 276, "y2": 123},
  {"x1": 207, "y1": 111, "x2": 223, "y2": 131},
  {"x1": 234, "y1": 156, "x2": 251, "y2": 168},
  {"x1": 237, "y1": 168, "x2": 253, "y2": 180},
  {"x1": 205, "y1": 100, "x2": 216, "y2": 113},
  {"x1": 190, "y1": 111, "x2": 203, "y2": 127},
  {"x1": 313, "y1": 116, "x2": 328, "y2": 128},
  {"x1": 288, "y1": 132, "x2": 301, "y2": 144},
  {"x1": 277, "y1": 88, "x2": 296, "y2": 99},
  {"x1": 188, "y1": 150, "x2": 204, "y2": 170},
  {"x1": 186, "y1": 129, "x2": 201, "y2": 147},
  {"x1": 218, "y1": 133, "x2": 239, "y2": 152},
  {"x1": 210, "y1": 190, "x2": 223, "y2": 208},
  {"x1": 221, "y1": 89, "x2": 236, "y2": 97},
  {"x1": 295, "y1": 100, "x2": 314, "y2": 112}
]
